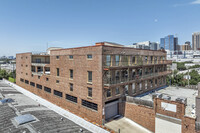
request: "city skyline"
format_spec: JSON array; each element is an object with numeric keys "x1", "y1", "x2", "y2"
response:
[{"x1": 0, "y1": 0, "x2": 200, "y2": 56}]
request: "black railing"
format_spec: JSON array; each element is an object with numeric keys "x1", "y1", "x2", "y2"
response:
[
  {"x1": 32, "y1": 61, "x2": 50, "y2": 64},
  {"x1": 104, "y1": 60, "x2": 172, "y2": 67},
  {"x1": 104, "y1": 71, "x2": 171, "y2": 85}
]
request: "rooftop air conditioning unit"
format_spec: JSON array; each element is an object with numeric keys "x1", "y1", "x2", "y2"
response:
[
  {"x1": 152, "y1": 93, "x2": 163, "y2": 100},
  {"x1": 162, "y1": 95, "x2": 171, "y2": 100},
  {"x1": 175, "y1": 97, "x2": 187, "y2": 105}
]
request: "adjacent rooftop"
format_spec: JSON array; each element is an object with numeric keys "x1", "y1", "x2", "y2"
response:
[
  {"x1": 136, "y1": 86, "x2": 198, "y2": 118},
  {"x1": 0, "y1": 80, "x2": 91, "y2": 133}
]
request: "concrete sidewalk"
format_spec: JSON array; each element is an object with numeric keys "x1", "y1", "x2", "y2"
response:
[{"x1": 105, "y1": 117, "x2": 152, "y2": 133}]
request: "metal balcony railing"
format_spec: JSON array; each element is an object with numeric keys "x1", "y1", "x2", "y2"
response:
[
  {"x1": 31, "y1": 61, "x2": 50, "y2": 64},
  {"x1": 104, "y1": 71, "x2": 171, "y2": 86},
  {"x1": 104, "y1": 60, "x2": 172, "y2": 67}
]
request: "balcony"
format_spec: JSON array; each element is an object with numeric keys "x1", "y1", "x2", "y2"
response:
[
  {"x1": 103, "y1": 60, "x2": 172, "y2": 68},
  {"x1": 31, "y1": 66, "x2": 50, "y2": 75},
  {"x1": 32, "y1": 61, "x2": 50, "y2": 64},
  {"x1": 31, "y1": 55, "x2": 50, "y2": 66},
  {"x1": 104, "y1": 70, "x2": 171, "y2": 86}
]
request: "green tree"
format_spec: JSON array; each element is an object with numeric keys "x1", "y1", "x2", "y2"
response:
[
  {"x1": 189, "y1": 70, "x2": 200, "y2": 85},
  {"x1": 0, "y1": 69, "x2": 9, "y2": 79}
]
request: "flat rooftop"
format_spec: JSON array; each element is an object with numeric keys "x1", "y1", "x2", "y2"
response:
[
  {"x1": 137, "y1": 86, "x2": 198, "y2": 118},
  {"x1": 0, "y1": 80, "x2": 91, "y2": 133}
]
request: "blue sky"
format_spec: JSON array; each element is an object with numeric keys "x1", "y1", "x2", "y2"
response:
[{"x1": 0, "y1": 0, "x2": 200, "y2": 56}]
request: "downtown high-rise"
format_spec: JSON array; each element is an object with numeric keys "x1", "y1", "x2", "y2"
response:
[
  {"x1": 192, "y1": 32, "x2": 200, "y2": 50},
  {"x1": 160, "y1": 35, "x2": 178, "y2": 51}
]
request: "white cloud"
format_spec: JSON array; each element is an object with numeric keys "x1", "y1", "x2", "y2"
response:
[{"x1": 191, "y1": 0, "x2": 200, "y2": 4}]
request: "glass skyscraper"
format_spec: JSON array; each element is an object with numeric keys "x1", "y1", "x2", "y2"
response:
[{"x1": 160, "y1": 35, "x2": 178, "y2": 51}]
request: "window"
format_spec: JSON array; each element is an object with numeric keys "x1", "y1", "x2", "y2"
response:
[
  {"x1": 159, "y1": 78, "x2": 162, "y2": 85},
  {"x1": 56, "y1": 80, "x2": 59, "y2": 83},
  {"x1": 54, "y1": 90, "x2": 63, "y2": 97},
  {"x1": 122, "y1": 55, "x2": 128, "y2": 66},
  {"x1": 145, "y1": 56, "x2": 148, "y2": 63},
  {"x1": 20, "y1": 78, "x2": 24, "y2": 82},
  {"x1": 82, "y1": 99, "x2": 98, "y2": 111},
  {"x1": 69, "y1": 55, "x2": 73, "y2": 59},
  {"x1": 38, "y1": 76, "x2": 40, "y2": 79},
  {"x1": 107, "y1": 89, "x2": 112, "y2": 97},
  {"x1": 115, "y1": 87, "x2": 120, "y2": 95},
  {"x1": 138, "y1": 69, "x2": 142, "y2": 76},
  {"x1": 36, "y1": 84, "x2": 42, "y2": 89},
  {"x1": 150, "y1": 56, "x2": 153, "y2": 63},
  {"x1": 70, "y1": 69, "x2": 73, "y2": 79},
  {"x1": 115, "y1": 70, "x2": 120, "y2": 82},
  {"x1": 88, "y1": 87, "x2": 92, "y2": 97},
  {"x1": 115, "y1": 55, "x2": 120, "y2": 66},
  {"x1": 56, "y1": 56, "x2": 59, "y2": 59},
  {"x1": 25, "y1": 80, "x2": 29, "y2": 84},
  {"x1": 155, "y1": 57, "x2": 157, "y2": 63},
  {"x1": 87, "y1": 54, "x2": 92, "y2": 59},
  {"x1": 149, "y1": 68, "x2": 153, "y2": 73},
  {"x1": 132, "y1": 83, "x2": 136, "y2": 94},
  {"x1": 44, "y1": 86, "x2": 51, "y2": 93},
  {"x1": 21, "y1": 64, "x2": 23, "y2": 67},
  {"x1": 26, "y1": 73, "x2": 28, "y2": 75},
  {"x1": 66, "y1": 94, "x2": 77, "y2": 103},
  {"x1": 46, "y1": 78, "x2": 49, "y2": 81},
  {"x1": 139, "y1": 83, "x2": 142, "y2": 91},
  {"x1": 36, "y1": 58, "x2": 41, "y2": 63},
  {"x1": 88, "y1": 71, "x2": 92, "y2": 83},
  {"x1": 155, "y1": 79, "x2": 157, "y2": 86},
  {"x1": 132, "y1": 70, "x2": 136, "y2": 79},
  {"x1": 122, "y1": 69, "x2": 128, "y2": 79},
  {"x1": 106, "y1": 55, "x2": 111, "y2": 66},
  {"x1": 125, "y1": 85, "x2": 128, "y2": 95},
  {"x1": 155, "y1": 67, "x2": 158, "y2": 73},
  {"x1": 26, "y1": 65, "x2": 28, "y2": 67},
  {"x1": 70, "y1": 83, "x2": 73, "y2": 91},
  {"x1": 145, "y1": 81, "x2": 148, "y2": 89},
  {"x1": 145, "y1": 68, "x2": 148, "y2": 75},
  {"x1": 57, "y1": 68, "x2": 59, "y2": 76},
  {"x1": 163, "y1": 77, "x2": 165, "y2": 84},
  {"x1": 132, "y1": 56, "x2": 136, "y2": 64},
  {"x1": 30, "y1": 82, "x2": 35, "y2": 87},
  {"x1": 150, "y1": 80, "x2": 153, "y2": 88},
  {"x1": 37, "y1": 66, "x2": 42, "y2": 72}
]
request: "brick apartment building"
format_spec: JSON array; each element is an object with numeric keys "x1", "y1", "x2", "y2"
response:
[{"x1": 16, "y1": 42, "x2": 172, "y2": 125}]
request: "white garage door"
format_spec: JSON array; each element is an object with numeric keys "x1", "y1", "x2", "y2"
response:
[
  {"x1": 105, "y1": 100, "x2": 118, "y2": 120},
  {"x1": 155, "y1": 114, "x2": 182, "y2": 133}
]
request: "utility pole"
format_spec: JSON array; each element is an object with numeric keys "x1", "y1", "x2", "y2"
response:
[{"x1": 187, "y1": 67, "x2": 190, "y2": 86}]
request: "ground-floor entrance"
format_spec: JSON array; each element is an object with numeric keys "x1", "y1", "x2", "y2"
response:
[{"x1": 105, "y1": 99, "x2": 119, "y2": 120}]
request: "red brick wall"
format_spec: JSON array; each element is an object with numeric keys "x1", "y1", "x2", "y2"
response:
[
  {"x1": 182, "y1": 116, "x2": 196, "y2": 133},
  {"x1": 124, "y1": 99, "x2": 197, "y2": 133},
  {"x1": 124, "y1": 102, "x2": 155, "y2": 132},
  {"x1": 16, "y1": 46, "x2": 104, "y2": 125},
  {"x1": 155, "y1": 98, "x2": 185, "y2": 119}
]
